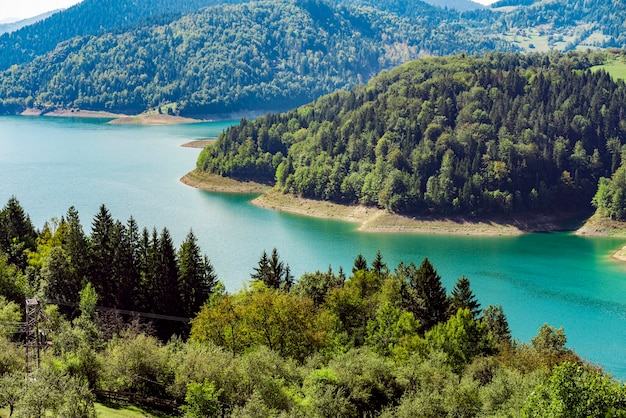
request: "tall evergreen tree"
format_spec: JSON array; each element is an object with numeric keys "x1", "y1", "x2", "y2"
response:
[
  {"x1": 448, "y1": 276, "x2": 481, "y2": 319},
  {"x1": 90, "y1": 205, "x2": 116, "y2": 307},
  {"x1": 399, "y1": 257, "x2": 450, "y2": 332},
  {"x1": 251, "y1": 248, "x2": 291, "y2": 290},
  {"x1": 156, "y1": 228, "x2": 181, "y2": 316},
  {"x1": 0, "y1": 196, "x2": 37, "y2": 270},
  {"x1": 482, "y1": 304, "x2": 511, "y2": 344},
  {"x1": 178, "y1": 230, "x2": 218, "y2": 317},
  {"x1": 371, "y1": 250, "x2": 387, "y2": 279},
  {"x1": 352, "y1": 253, "x2": 368, "y2": 273},
  {"x1": 63, "y1": 206, "x2": 91, "y2": 304}
]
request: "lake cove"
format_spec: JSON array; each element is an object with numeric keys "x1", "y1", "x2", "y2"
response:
[{"x1": 1, "y1": 116, "x2": 626, "y2": 377}]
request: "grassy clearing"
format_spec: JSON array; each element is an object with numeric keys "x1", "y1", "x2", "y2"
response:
[
  {"x1": 95, "y1": 401, "x2": 174, "y2": 417},
  {"x1": 592, "y1": 60, "x2": 626, "y2": 80}
]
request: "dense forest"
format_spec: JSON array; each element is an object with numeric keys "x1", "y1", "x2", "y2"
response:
[
  {"x1": 0, "y1": 0, "x2": 625, "y2": 116},
  {"x1": 0, "y1": 0, "x2": 249, "y2": 70},
  {"x1": 499, "y1": 0, "x2": 626, "y2": 48},
  {"x1": 197, "y1": 51, "x2": 626, "y2": 218},
  {"x1": 0, "y1": 0, "x2": 510, "y2": 117},
  {"x1": 0, "y1": 196, "x2": 625, "y2": 417}
]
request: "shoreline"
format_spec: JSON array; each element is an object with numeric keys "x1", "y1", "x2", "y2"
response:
[
  {"x1": 180, "y1": 173, "x2": 579, "y2": 236},
  {"x1": 251, "y1": 191, "x2": 581, "y2": 236},
  {"x1": 20, "y1": 108, "x2": 206, "y2": 125},
  {"x1": 181, "y1": 139, "x2": 216, "y2": 149},
  {"x1": 180, "y1": 170, "x2": 271, "y2": 193},
  {"x1": 181, "y1": 172, "x2": 626, "y2": 251}
]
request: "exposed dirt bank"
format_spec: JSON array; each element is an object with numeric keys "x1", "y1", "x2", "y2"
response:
[
  {"x1": 180, "y1": 170, "x2": 271, "y2": 193},
  {"x1": 108, "y1": 114, "x2": 202, "y2": 125},
  {"x1": 181, "y1": 140, "x2": 217, "y2": 149}
]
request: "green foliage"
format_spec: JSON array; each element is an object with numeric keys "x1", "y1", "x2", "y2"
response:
[
  {"x1": 7, "y1": 367, "x2": 95, "y2": 418},
  {"x1": 522, "y1": 362, "x2": 626, "y2": 417},
  {"x1": 203, "y1": 52, "x2": 626, "y2": 217},
  {"x1": 292, "y1": 267, "x2": 344, "y2": 307},
  {"x1": 190, "y1": 284, "x2": 329, "y2": 361},
  {"x1": 365, "y1": 301, "x2": 421, "y2": 357},
  {"x1": 182, "y1": 380, "x2": 223, "y2": 418},
  {"x1": 250, "y1": 248, "x2": 293, "y2": 290},
  {"x1": 482, "y1": 304, "x2": 512, "y2": 344},
  {"x1": 448, "y1": 275, "x2": 481, "y2": 318},
  {"x1": 100, "y1": 330, "x2": 172, "y2": 397},
  {"x1": 399, "y1": 258, "x2": 450, "y2": 332},
  {"x1": 0, "y1": 196, "x2": 37, "y2": 270},
  {"x1": 0, "y1": 0, "x2": 512, "y2": 117},
  {"x1": 425, "y1": 308, "x2": 496, "y2": 373},
  {"x1": 0, "y1": 296, "x2": 21, "y2": 338},
  {"x1": 593, "y1": 163, "x2": 626, "y2": 220},
  {"x1": 531, "y1": 324, "x2": 568, "y2": 355},
  {"x1": 0, "y1": 195, "x2": 624, "y2": 417}
]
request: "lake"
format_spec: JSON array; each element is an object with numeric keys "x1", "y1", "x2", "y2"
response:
[{"x1": 1, "y1": 115, "x2": 626, "y2": 377}]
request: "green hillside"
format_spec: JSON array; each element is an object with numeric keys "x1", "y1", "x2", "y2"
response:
[
  {"x1": 198, "y1": 51, "x2": 624, "y2": 217},
  {"x1": 0, "y1": 0, "x2": 512, "y2": 117}
]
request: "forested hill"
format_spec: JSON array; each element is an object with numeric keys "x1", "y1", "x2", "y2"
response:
[
  {"x1": 198, "y1": 51, "x2": 626, "y2": 216},
  {"x1": 0, "y1": 0, "x2": 512, "y2": 117},
  {"x1": 496, "y1": 0, "x2": 626, "y2": 49},
  {"x1": 0, "y1": 0, "x2": 247, "y2": 71}
]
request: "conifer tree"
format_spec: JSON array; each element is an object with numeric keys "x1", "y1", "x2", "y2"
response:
[
  {"x1": 251, "y1": 248, "x2": 292, "y2": 290},
  {"x1": 448, "y1": 276, "x2": 481, "y2": 319},
  {"x1": 0, "y1": 196, "x2": 37, "y2": 269},
  {"x1": 178, "y1": 230, "x2": 218, "y2": 317},
  {"x1": 482, "y1": 304, "x2": 511, "y2": 344},
  {"x1": 371, "y1": 250, "x2": 387, "y2": 279},
  {"x1": 64, "y1": 206, "x2": 91, "y2": 304},
  {"x1": 352, "y1": 253, "x2": 368, "y2": 273},
  {"x1": 399, "y1": 257, "x2": 450, "y2": 332},
  {"x1": 156, "y1": 228, "x2": 181, "y2": 316},
  {"x1": 90, "y1": 204, "x2": 116, "y2": 307}
]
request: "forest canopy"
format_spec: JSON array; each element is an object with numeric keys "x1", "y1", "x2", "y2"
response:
[{"x1": 197, "y1": 51, "x2": 626, "y2": 217}]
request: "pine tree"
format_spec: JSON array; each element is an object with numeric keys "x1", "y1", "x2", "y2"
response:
[
  {"x1": 482, "y1": 305, "x2": 511, "y2": 344},
  {"x1": 0, "y1": 196, "x2": 37, "y2": 269},
  {"x1": 371, "y1": 250, "x2": 387, "y2": 279},
  {"x1": 352, "y1": 253, "x2": 368, "y2": 273},
  {"x1": 400, "y1": 257, "x2": 450, "y2": 332},
  {"x1": 90, "y1": 205, "x2": 116, "y2": 307},
  {"x1": 448, "y1": 276, "x2": 481, "y2": 319},
  {"x1": 178, "y1": 230, "x2": 218, "y2": 317},
  {"x1": 251, "y1": 248, "x2": 291, "y2": 290},
  {"x1": 156, "y1": 228, "x2": 181, "y2": 316},
  {"x1": 64, "y1": 206, "x2": 91, "y2": 304}
]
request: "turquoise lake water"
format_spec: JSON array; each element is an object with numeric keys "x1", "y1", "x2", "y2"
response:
[{"x1": 1, "y1": 116, "x2": 626, "y2": 377}]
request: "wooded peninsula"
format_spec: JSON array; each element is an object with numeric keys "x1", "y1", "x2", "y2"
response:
[{"x1": 191, "y1": 51, "x2": 626, "y2": 237}]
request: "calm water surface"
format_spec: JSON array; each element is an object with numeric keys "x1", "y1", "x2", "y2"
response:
[{"x1": 1, "y1": 116, "x2": 626, "y2": 377}]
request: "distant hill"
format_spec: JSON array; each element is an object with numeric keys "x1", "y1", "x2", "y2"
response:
[
  {"x1": 0, "y1": 10, "x2": 61, "y2": 35},
  {"x1": 0, "y1": 0, "x2": 512, "y2": 117},
  {"x1": 499, "y1": 0, "x2": 626, "y2": 50},
  {"x1": 0, "y1": 0, "x2": 249, "y2": 70}
]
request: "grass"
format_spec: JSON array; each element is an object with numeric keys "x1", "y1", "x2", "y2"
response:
[
  {"x1": 592, "y1": 60, "x2": 626, "y2": 81},
  {"x1": 0, "y1": 402, "x2": 173, "y2": 417},
  {"x1": 95, "y1": 401, "x2": 175, "y2": 418}
]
